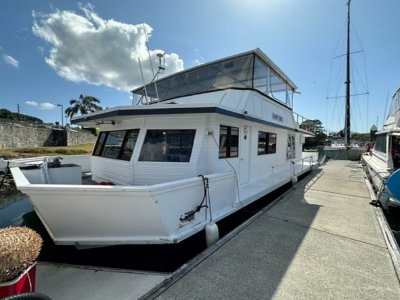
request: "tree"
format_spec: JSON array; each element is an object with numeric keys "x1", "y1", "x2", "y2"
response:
[
  {"x1": 300, "y1": 119, "x2": 327, "y2": 148},
  {"x1": 65, "y1": 95, "x2": 102, "y2": 119}
]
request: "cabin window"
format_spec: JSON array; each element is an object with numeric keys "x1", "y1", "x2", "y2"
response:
[
  {"x1": 93, "y1": 132, "x2": 107, "y2": 156},
  {"x1": 219, "y1": 125, "x2": 239, "y2": 158},
  {"x1": 258, "y1": 131, "x2": 277, "y2": 155},
  {"x1": 287, "y1": 134, "x2": 296, "y2": 159},
  {"x1": 139, "y1": 129, "x2": 196, "y2": 162},
  {"x1": 93, "y1": 129, "x2": 139, "y2": 161},
  {"x1": 375, "y1": 134, "x2": 386, "y2": 153}
]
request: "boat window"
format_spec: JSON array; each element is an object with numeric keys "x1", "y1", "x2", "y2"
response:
[
  {"x1": 93, "y1": 132, "x2": 107, "y2": 156},
  {"x1": 139, "y1": 129, "x2": 196, "y2": 162},
  {"x1": 253, "y1": 57, "x2": 293, "y2": 106},
  {"x1": 93, "y1": 129, "x2": 140, "y2": 161},
  {"x1": 119, "y1": 130, "x2": 140, "y2": 161},
  {"x1": 375, "y1": 134, "x2": 386, "y2": 153},
  {"x1": 219, "y1": 125, "x2": 239, "y2": 158},
  {"x1": 132, "y1": 52, "x2": 295, "y2": 108},
  {"x1": 287, "y1": 134, "x2": 296, "y2": 159},
  {"x1": 392, "y1": 136, "x2": 400, "y2": 169},
  {"x1": 258, "y1": 131, "x2": 277, "y2": 155}
]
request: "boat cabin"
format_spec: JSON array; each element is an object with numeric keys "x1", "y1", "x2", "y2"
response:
[
  {"x1": 73, "y1": 49, "x2": 312, "y2": 186},
  {"x1": 372, "y1": 88, "x2": 400, "y2": 170}
]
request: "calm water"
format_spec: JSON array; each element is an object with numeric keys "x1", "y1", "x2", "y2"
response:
[{"x1": 0, "y1": 192, "x2": 33, "y2": 227}]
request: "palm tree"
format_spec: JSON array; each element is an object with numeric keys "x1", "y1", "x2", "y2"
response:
[{"x1": 65, "y1": 95, "x2": 102, "y2": 119}]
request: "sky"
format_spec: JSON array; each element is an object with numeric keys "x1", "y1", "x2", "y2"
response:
[{"x1": 1, "y1": 0, "x2": 399, "y2": 133}]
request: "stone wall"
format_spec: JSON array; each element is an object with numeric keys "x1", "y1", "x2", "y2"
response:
[
  {"x1": 0, "y1": 125, "x2": 96, "y2": 149},
  {"x1": 66, "y1": 129, "x2": 97, "y2": 146}
]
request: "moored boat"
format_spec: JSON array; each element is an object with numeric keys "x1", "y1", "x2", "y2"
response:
[
  {"x1": 11, "y1": 49, "x2": 317, "y2": 247},
  {"x1": 362, "y1": 88, "x2": 400, "y2": 209}
]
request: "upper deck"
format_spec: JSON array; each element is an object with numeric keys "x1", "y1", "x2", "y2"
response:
[
  {"x1": 131, "y1": 48, "x2": 297, "y2": 109},
  {"x1": 383, "y1": 88, "x2": 400, "y2": 131}
]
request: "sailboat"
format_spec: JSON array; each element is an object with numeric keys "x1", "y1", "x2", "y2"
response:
[{"x1": 324, "y1": 0, "x2": 366, "y2": 160}]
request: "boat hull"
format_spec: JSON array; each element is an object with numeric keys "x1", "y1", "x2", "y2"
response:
[
  {"x1": 362, "y1": 153, "x2": 400, "y2": 208},
  {"x1": 11, "y1": 156, "x2": 316, "y2": 247}
]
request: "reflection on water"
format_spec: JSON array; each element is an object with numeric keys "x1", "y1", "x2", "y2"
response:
[{"x1": 0, "y1": 191, "x2": 33, "y2": 227}]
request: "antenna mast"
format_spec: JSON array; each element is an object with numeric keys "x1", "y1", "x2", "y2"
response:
[{"x1": 344, "y1": 0, "x2": 351, "y2": 146}]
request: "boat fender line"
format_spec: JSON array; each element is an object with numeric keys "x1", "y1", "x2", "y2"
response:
[
  {"x1": 179, "y1": 175, "x2": 209, "y2": 222},
  {"x1": 289, "y1": 161, "x2": 298, "y2": 184},
  {"x1": 40, "y1": 157, "x2": 51, "y2": 184},
  {"x1": 205, "y1": 221, "x2": 219, "y2": 247}
]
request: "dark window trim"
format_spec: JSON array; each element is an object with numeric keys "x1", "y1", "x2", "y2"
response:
[
  {"x1": 258, "y1": 131, "x2": 277, "y2": 155},
  {"x1": 138, "y1": 129, "x2": 196, "y2": 163},
  {"x1": 219, "y1": 125, "x2": 239, "y2": 159},
  {"x1": 92, "y1": 129, "x2": 139, "y2": 161}
]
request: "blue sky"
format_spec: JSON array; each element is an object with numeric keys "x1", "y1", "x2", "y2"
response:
[{"x1": 1, "y1": 0, "x2": 399, "y2": 133}]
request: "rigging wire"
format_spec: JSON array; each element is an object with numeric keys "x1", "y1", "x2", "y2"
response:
[{"x1": 325, "y1": 13, "x2": 369, "y2": 134}]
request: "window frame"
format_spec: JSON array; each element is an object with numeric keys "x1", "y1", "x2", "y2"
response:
[
  {"x1": 287, "y1": 134, "x2": 296, "y2": 159},
  {"x1": 138, "y1": 129, "x2": 196, "y2": 163},
  {"x1": 92, "y1": 129, "x2": 140, "y2": 161},
  {"x1": 258, "y1": 131, "x2": 277, "y2": 155},
  {"x1": 219, "y1": 125, "x2": 239, "y2": 159}
]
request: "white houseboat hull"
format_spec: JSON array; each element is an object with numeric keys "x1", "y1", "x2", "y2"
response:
[{"x1": 11, "y1": 156, "x2": 315, "y2": 246}]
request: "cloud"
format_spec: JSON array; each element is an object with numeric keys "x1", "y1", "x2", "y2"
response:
[
  {"x1": 32, "y1": 4, "x2": 184, "y2": 92},
  {"x1": 25, "y1": 101, "x2": 39, "y2": 107},
  {"x1": 25, "y1": 101, "x2": 56, "y2": 110},
  {"x1": 40, "y1": 102, "x2": 56, "y2": 110},
  {"x1": 2, "y1": 54, "x2": 19, "y2": 68}
]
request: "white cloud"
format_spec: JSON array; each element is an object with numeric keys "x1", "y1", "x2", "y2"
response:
[
  {"x1": 25, "y1": 101, "x2": 56, "y2": 110},
  {"x1": 25, "y1": 101, "x2": 39, "y2": 107},
  {"x1": 2, "y1": 54, "x2": 19, "y2": 68},
  {"x1": 40, "y1": 102, "x2": 56, "y2": 110},
  {"x1": 32, "y1": 4, "x2": 184, "y2": 92}
]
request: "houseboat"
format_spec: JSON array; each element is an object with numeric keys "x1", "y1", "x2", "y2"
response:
[
  {"x1": 11, "y1": 49, "x2": 316, "y2": 247},
  {"x1": 362, "y1": 87, "x2": 400, "y2": 209}
]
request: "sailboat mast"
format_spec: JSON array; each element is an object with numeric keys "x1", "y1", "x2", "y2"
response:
[{"x1": 345, "y1": 0, "x2": 351, "y2": 146}]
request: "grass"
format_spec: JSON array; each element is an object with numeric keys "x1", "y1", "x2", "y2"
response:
[{"x1": 0, "y1": 144, "x2": 94, "y2": 159}]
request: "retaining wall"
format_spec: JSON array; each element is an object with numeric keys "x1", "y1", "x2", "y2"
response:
[{"x1": 0, "y1": 125, "x2": 96, "y2": 149}]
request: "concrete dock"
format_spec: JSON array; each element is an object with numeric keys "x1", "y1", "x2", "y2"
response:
[{"x1": 35, "y1": 160, "x2": 400, "y2": 299}]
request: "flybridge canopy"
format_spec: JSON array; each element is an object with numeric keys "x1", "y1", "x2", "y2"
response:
[
  {"x1": 131, "y1": 48, "x2": 297, "y2": 108},
  {"x1": 383, "y1": 88, "x2": 400, "y2": 129}
]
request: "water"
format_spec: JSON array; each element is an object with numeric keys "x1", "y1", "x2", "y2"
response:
[
  {"x1": 0, "y1": 191, "x2": 33, "y2": 227},
  {"x1": 383, "y1": 208, "x2": 400, "y2": 246}
]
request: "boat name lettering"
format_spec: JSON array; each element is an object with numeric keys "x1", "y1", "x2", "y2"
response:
[{"x1": 272, "y1": 113, "x2": 283, "y2": 122}]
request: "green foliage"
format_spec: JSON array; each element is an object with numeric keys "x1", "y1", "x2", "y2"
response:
[
  {"x1": 0, "y1": 108, "x2": 43, "y2": 123},
  {"x1": 301, "y1": 119, "x2": 327, "y2": 148},
  {"x1": 351, "y1": 132, "x2": 370, "y2": 142},
  {"x1": 65, "y1": 95, "x2": 102, "y2": 119}
]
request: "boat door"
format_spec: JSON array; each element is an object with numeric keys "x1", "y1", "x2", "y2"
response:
[
  {"x1": 239, "y1": 125, "x2": 250, "y2": 184},
  {"x1": 391, "y1": 135, "x2": 400, "y2": 169}
]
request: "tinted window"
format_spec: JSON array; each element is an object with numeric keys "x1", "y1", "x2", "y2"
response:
[
  {"x1": 93, "y1": 129, "x2": 139, "y2": 161},
  {"x1": 139, "y1": 130, "x2": 196, "y2": 162},
  {"x1": 258, "y1": 131, "x2": 277, "y2": 155},
  {"x1": 219, "y1": 125, "x2": 239, "y2": 158}
]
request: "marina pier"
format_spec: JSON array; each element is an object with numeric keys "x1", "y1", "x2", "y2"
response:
[{"x1": 35, "y1": 160, "x2": 400, "y2": 299}]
